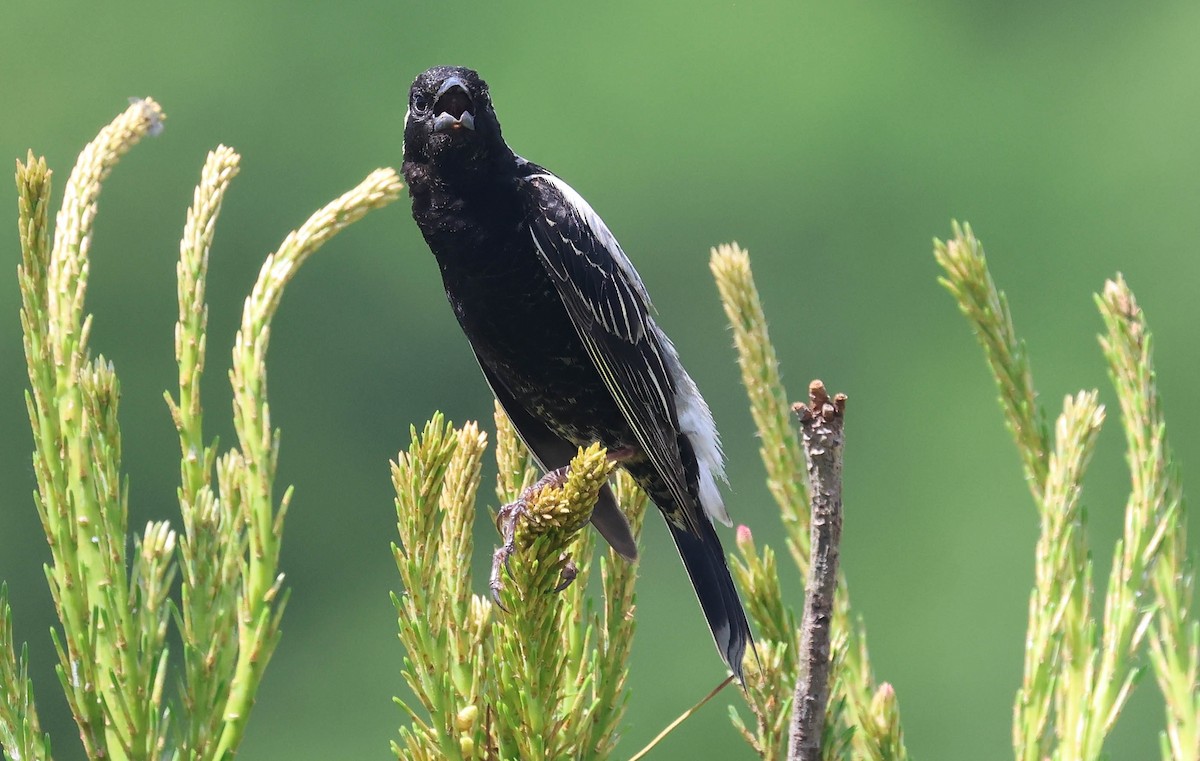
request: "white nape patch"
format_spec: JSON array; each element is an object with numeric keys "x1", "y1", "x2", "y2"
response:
[
  {"x1": 656, "y1": 324, "x2": 730, "y2": 526},
  {"x1": 529, "y1": 173, "x2": 653, "y2": 307}
]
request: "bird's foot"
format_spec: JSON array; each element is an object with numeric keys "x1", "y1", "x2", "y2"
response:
[
  {"x1": 489, "y1": 543, "x2": 514, "y2": 612},
  {"x1": 490, "y1": 465, "x2": 572, "y2": 609},
  {"x1": 552, "y1": 557, "x2": 578, "y2": 593},
  {"x1": 605, "y1": 446, "x2": 638, "y2": 464}
]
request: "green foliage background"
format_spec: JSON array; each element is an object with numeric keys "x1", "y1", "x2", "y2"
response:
[{"x1": 1, "y1": 3, "x2": 1198, "y2": 758}]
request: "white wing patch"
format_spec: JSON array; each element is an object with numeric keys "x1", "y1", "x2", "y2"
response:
[
  {"x1": 656, "y1": 325, "x2": 730, "y2": 526},
  {"x1": 530, "y1": 172, "x2": 730, "y2": 527}
]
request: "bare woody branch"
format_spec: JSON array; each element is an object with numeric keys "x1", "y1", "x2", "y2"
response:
[{"x1": 788, "y1": 381, "x2": 847, "y2": 761}]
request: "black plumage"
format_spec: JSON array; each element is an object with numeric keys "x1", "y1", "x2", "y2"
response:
[{"x1": 401, "y1": 65, "x2": 753, "y2": 680}]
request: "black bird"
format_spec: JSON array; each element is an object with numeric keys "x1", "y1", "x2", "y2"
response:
[{"x1": 401, "y1": 65, "x2": 753, "y2": 680}]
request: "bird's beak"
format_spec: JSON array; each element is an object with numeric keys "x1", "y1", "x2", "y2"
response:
[{"x1": 432, "y1": 77, "x2": 476, "y2": 133}]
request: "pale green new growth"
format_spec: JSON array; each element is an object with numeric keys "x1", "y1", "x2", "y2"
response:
[
  {"x1": 392, "y1": 416, "x2": 489, "y2": 760},
  {"x1": 710, "y1": 243, "x2": 810, "y2": 573},
  {"x1": 391, "y1": 407, "x2": 647, "y2": 760},
  {"x1": 511, "y1": 442, "x2": 614, "y2": 541},
  {"x1": 1014, "y1": 392, "x2": 1104, "y2": 761},
  {"x1": 712, "y1": 243, "x2": 908, "y2": 761},
  {"x1": 493, "y1": 441, "x2": 613, "y2": 759},
  {"x1": 17, "y1": 98, "x2": 175, "y2": 761},
  {"x1": 726, "y1": 528, "x2": 802, "y2": 760},
  {"x1": 6, "y1": 153, "x2": 54, "y2": 761},
  {"x1": 936, "y1": 222, "x2": 1200, "y2": 761},
  {"x1": 1097, "y1": 278, "x2": 1199, "y2": 761},
  {"x1": 4, "y1": 99, "x2": 401, "y2": 761},
  {"x1": 934, "y1": 222, "x2": 1050, "y2": 499},
  {"x1": 0, "y1": 585, "x2": 51, "y2": 761},
  {"x1": 165, "y1": 145, "x2": 243, "y2": 760},
  {"x1": 589, "y1": 470, "x2": 647, "y2": 757},
  {"x1": 217, "y1": 161, "x2": 404, "y2": 761}
]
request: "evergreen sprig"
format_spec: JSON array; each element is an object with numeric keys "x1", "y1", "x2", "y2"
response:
[
  {"x1": 936, "y1": 222, "x2": 1200, "y2": 761},
  {"x1": 1097, "y1": 277, "x2": 1199, "y2": 761},
  {"x1": 4, "y1": 99, "x2": 401, "y2": 761},
  {"x1": 216, "y1": 162, "x2": 403, "y2": 760},
  {"x1": 0, "y1": 584, "x2": 51, "y2": 761},
  {"x1": 710, "y1": 243, "x2": 810, "y2": 573},
  {"x1": 391, "y1": 407, "x2": 648, "y2": 760},
  {"x1": 17, "y1": 99, "x2": 174, "y2": 761},
  {"x1": 165, "y1": 145, "x2": 243, "y2": 760},
  {"x1": 711, "y1": 243, "x2": 908, "y2": 760},
  {"x1": 934, "y1": 221, "x2": 1050, "y2": 499}
]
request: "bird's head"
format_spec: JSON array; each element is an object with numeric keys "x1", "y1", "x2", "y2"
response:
[{"x1": 403, "y1": 66, "x2": 505, "y2": 169}]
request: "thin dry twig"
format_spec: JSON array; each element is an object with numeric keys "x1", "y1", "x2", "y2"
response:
[{"x1": 788, "y1": 381, "x2": 847, "y2": 761}]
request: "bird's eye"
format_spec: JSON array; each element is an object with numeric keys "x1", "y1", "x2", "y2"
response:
[{"x1": 412, "y1": 92, "x2": 432, "y2": 114}]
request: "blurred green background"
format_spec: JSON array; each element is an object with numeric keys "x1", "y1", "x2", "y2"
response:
[{"x1": 2, "y1": 2, "x2": 1199, "y2": 758}]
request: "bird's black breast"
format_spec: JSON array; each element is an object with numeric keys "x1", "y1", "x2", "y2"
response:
[{"x1": 404, "y1": 161, "x2": 635, "y2": 448}]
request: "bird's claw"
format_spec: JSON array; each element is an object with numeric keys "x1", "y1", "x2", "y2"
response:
[
  {"x1": 489, "y1": 465, "x2": 576, "y2": 609},
  {"x1": 552, "y1": 558, "x2": 578, "y2": 593},
  {"x1": 490, "y1": 543, "x2": 512, "y2": 612},
  {"x1": 490, "y1": 497, "x2": 527, "y2": 611}
]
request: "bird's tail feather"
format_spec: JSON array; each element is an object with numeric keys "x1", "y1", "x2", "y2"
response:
[{"x1": 666, "y1": 518, "x2": 754, "y2": 682}]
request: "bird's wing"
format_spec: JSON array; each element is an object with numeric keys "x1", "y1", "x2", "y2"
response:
[
  {"x1": 475, "y1": 352, "x2": 638, "y2": 559},
  {"x1": 520, "y1": 171, "x2": 700, "y2": 530}
]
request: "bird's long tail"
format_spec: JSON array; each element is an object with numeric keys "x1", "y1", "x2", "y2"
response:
[{"x1": 665, "y1": 516, "x2": 754, "y2": 683}]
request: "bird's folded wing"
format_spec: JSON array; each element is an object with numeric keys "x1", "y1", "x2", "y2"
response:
[{"x1": 521, "y1": 172, "x2": 697, "y2": 528}]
